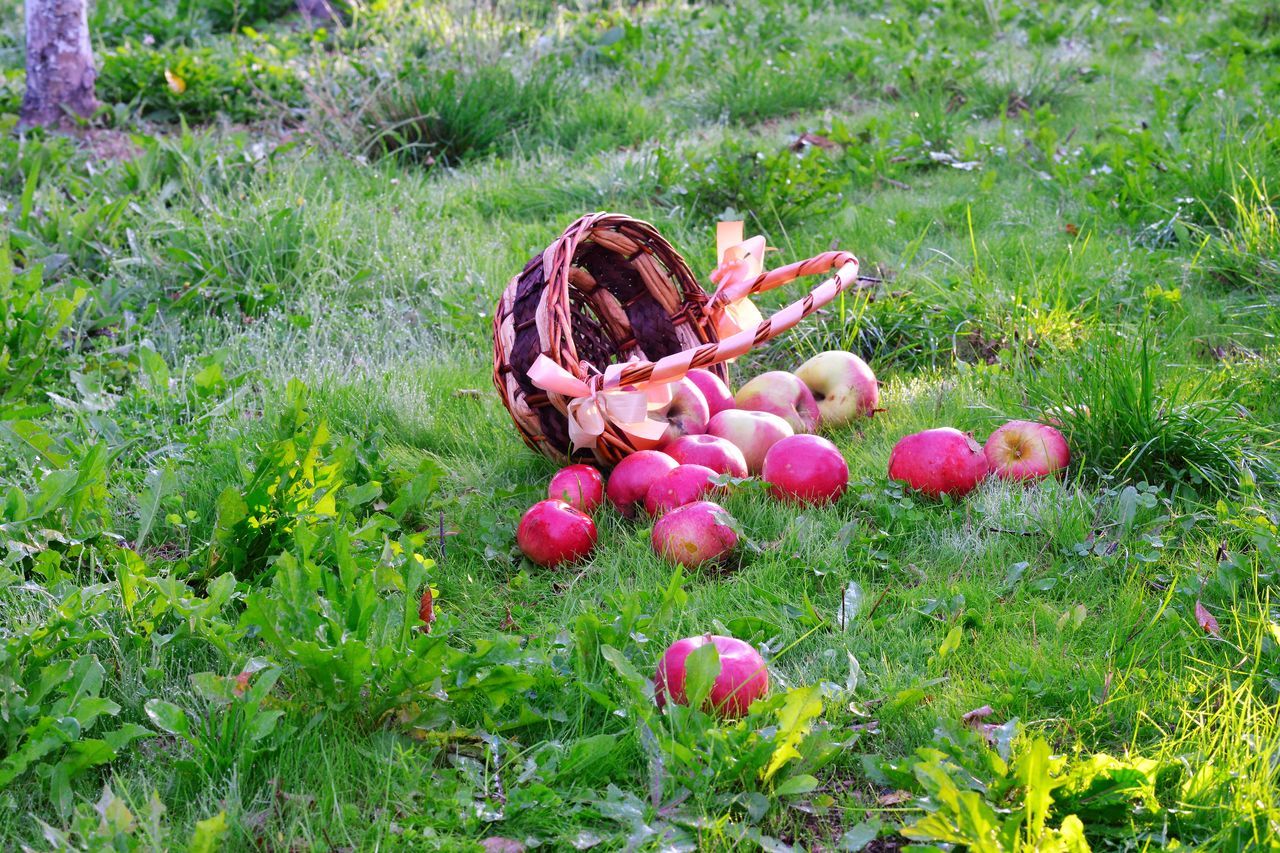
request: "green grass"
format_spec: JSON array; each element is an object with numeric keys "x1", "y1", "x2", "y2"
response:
[{"x1": 2, "y1": 0, "x2": 1280, "y2": 850}]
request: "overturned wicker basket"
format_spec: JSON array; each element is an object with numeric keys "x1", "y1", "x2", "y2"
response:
[{"x1": 493, "y1": 212, "x2": 863, "y2": 466}]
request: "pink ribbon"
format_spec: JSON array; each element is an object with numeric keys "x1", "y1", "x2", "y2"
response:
[
  {"x1": 528, "y1": 355, "x2": 672, "y2": 452},
  {"x1": 709, "y1": 220, "x2": 768, "y2": 339}
]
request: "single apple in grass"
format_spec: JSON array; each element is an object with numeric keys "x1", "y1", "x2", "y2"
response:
[
  {"x1": 663, "y1": 433, "x2": 749, "y2": 478},
  {"x1": 888, "y1": 427, "x2": 989, "y2": 499},
  {"x1": 654, "y1": 634, "x2": 768, "y2": 717},
  {"x1": 706, "y1": 409, "x2": 793, "y2": 474},
  {"x1": 795, "y1": 350, "x2": 879, "y2": 427},
  {"x1": 644, "y1": 464, "x2": 719, "y2": 516},
  {"x1": 762, "y1": 434, "x2": 849, "y2": 504},
  {"x1": 686, "y1": 368, "x2": 736, "y2": 417},
  {"x1": 735, "y1": 371, "x2": 821, "y2": 434},
  {"x1": 657, "y1": 377, "x2": 710, "y2": 446},
  {"x1": 984, "y1": 420, "x2": 1070, "y2": 481},
  {"x1": 516, "y1": 499, "x2": 597, "y2": 567},
  {"x1": 606, "y1": 450, "x2": 678, "y2": 518},
  {"x1": 651, "y1": 500, "x2": 739, "y2": 569},
  {"x1": 547, "y1": 464, "x2": 605, "y2": 512}
]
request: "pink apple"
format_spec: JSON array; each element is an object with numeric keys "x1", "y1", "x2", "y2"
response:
[
  {"x1": 644, "y1": 464, "x2": 719, "y2": 516},
  {"x1": 762, "y1": 434, "x2": 849, "y2": 504},
  {"x1": 650, "y1": 500, "x2": 739, "y2": 569},
  {"x1": 735, "y1": 371, "x2": 821, "y2": 434},
  {"x1": 706, "y1": 409, "x2": 793, "y2": 474},
  {"x1": 657, "y1": 378, "x2": 710, "y2": 446},
  {"x1": 888, "y1": 427, "x2": 989, "y2": 499},
  {"x1": 654, "y1": 634, "x2": 768, "y2": 717},
  {"x1": 516, "y1": 499, "x2": 597, "y2": 567},
  {"x1": 686, "y1": 368, "x2": 736, "y2": 417},
  {"x1": 547, "y1": 464, "x2": 605, "y2": 512},
  {"x1": 606, "y1": 450, "x2": 678, "y2": 518},
  {"x1": 984, "y1": 420, "x2": 1070, "y2": 481},
  {"x1": 664, "y1": 434, "x2": 748, "y2": 478},
  {"x1": 795, "y1": 350, "x2": 879, "y2": 427}
]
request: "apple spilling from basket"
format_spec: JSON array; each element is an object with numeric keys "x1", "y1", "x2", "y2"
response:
[
  {"x1": 514, "y1": 350, "x2": 1072, "y2": 573},
  {"x1": 509, "y1": 351, "x2": 1071, "y2": 717}
]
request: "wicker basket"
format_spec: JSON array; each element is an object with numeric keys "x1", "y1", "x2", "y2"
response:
[{"x1": 493, "y1": 212, "x2": 863, "y2": 466}]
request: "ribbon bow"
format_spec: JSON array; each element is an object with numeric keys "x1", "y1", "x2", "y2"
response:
[
  {"x1": 709, "y1": 220, "x2": 769, "y2": 339},
  {"x1": 528, "y1": 355, "x2": 673, "y2": 452}
]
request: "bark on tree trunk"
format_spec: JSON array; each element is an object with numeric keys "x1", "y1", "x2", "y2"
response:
[
  {"x1": 21, "y1": 0, "x2": 98, "y2": 129},
  {"x1": 296, "y1": 0, "x2": 341, "y2": 26}
]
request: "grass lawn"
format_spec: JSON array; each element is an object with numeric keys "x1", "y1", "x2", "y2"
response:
[{"x1": 2, "y1": 0, "x2": 1280, "y2": 849}]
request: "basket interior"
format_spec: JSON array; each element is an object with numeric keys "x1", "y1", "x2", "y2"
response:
[{"x1": 506, "y1": 228, "x2": 716, "y2": 459}]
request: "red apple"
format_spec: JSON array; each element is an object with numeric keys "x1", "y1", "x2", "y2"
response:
[
  {"x1": 888, "y1": 427, "x2": 989, "y2": 499},
  {"x1": 651, "y1": 500, "x2": 739, "y2": 568},
  {"x1": 663, "y1": 434, "x2": 748, "y2": 478},
  {"x1": 735, "y1": 371, "x2": 821, "y2": 433},
  {"x1": 707, "y1": 409, "x2": 794, "y2": 474},
  {"x1": 606, "y1": 450, "x2": 678, "y2": 518},
  {"x1": 644, "y1": 464, "x2": 719, "y2": 516},
  {"x1": 762, "y1": 434, "x2": 849, "y2": 504},
  {"x1": 686, "y1": 368, "x2": 736, "y2": 417},
  {"x1": 657, "y1": 378, "x2": 710, "y2": 446},
  {"x1": 547, "y1": 464, "x2": 605, "y2": 512},
  {"x1": 516, "y1": 499, "x2": 597, "y2": 567},
  {"x1": 795, "y1": 351, "x2": 879, "y2": 427},
  {"x1": 984, "y1": 420, "x2": 1070, "y2": 481},
  {"x1": 654, "y1": 634, "x2": 768, "y2": 717}
]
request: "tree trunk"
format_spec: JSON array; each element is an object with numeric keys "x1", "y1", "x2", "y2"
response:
[
  {"x1": 21, "y1": 0, "x2": 98, "y2": 129},
  {"x1": 296, "y1": 0, "x2": 341, "y2": 26}
]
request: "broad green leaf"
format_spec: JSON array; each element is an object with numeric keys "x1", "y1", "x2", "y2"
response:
[
  {"x1": 938, "y1": 625, "x2": 962, "y2": 658},
  {"x1": 190, "y1": 811, "x2": 229, "y2": 853},
  {"x1": 1015, "y1": 737, "x2": 1056, "y2": 839},
  {"x1": 838, "y1": 819, "x2": 882, "y2": 851},
  {"x1": 144, "y1": 699, "x2": 189, "y2": 737},
  {"x1": 683, "y1": 642, "x2": 721, "y2": 710},
  {"x1": 600, "y1": 644, "x2": 654, "y2": 705},
  {"x1": 763, "y1": 685, "x2": 822, "y2": 782},
  {"x1": 774, "y1": 774, "x2": 819, "y2": 797},
  {"x1": 135, "y1": 466, "x2": 178, "y2": 549}
]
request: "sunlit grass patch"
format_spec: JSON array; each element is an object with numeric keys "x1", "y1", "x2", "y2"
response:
[
  {"x1": 995, "y1": 335, "x2": 1279, "y2": 497},
  {"x1": 1193, "y1": 171, "x2": 1280, "y2": 292}
]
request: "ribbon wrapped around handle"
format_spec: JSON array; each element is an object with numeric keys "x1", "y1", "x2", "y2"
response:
[
  {"x1": 709, "y1": 220, "x2": 769, "y2": 339},
  {"x1": 528, "y1": 355, "x2": 673, "y2": 452}
]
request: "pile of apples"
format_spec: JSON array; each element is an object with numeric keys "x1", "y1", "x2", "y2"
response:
[
  {"x1": 508, "y1": 353, "x2": 1074, "y2": 719},
  {"x1": 515, "y1": 350, "x2": 878, "y2": 571}
]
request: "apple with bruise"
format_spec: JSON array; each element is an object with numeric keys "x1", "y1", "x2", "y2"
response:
[
  {"x1": 888, "y1": 427, "x2": 989, "y2": 498},
  {"x1": 547, "y1": 464, "x2": 605, "y2": 512},
  {"x1": 606, "y1": 450, "x2": 678, "y2": 517},
  {"x1": 516, "y1": 499, "x2": 597, "y2": 566},
  {"x1": 654, "y1": 634, "x2": 768, "y2": 717},
  {"x1": 735, "y1": 371, "x2": 821, "y2": 433},
  {"x1": 650, "y1": 500, "x2": 738, "y2": 568}
]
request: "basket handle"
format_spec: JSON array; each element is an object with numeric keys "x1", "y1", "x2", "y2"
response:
[{"x1": 608, "y1": 250, "x2": 862, "y2": 389}]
